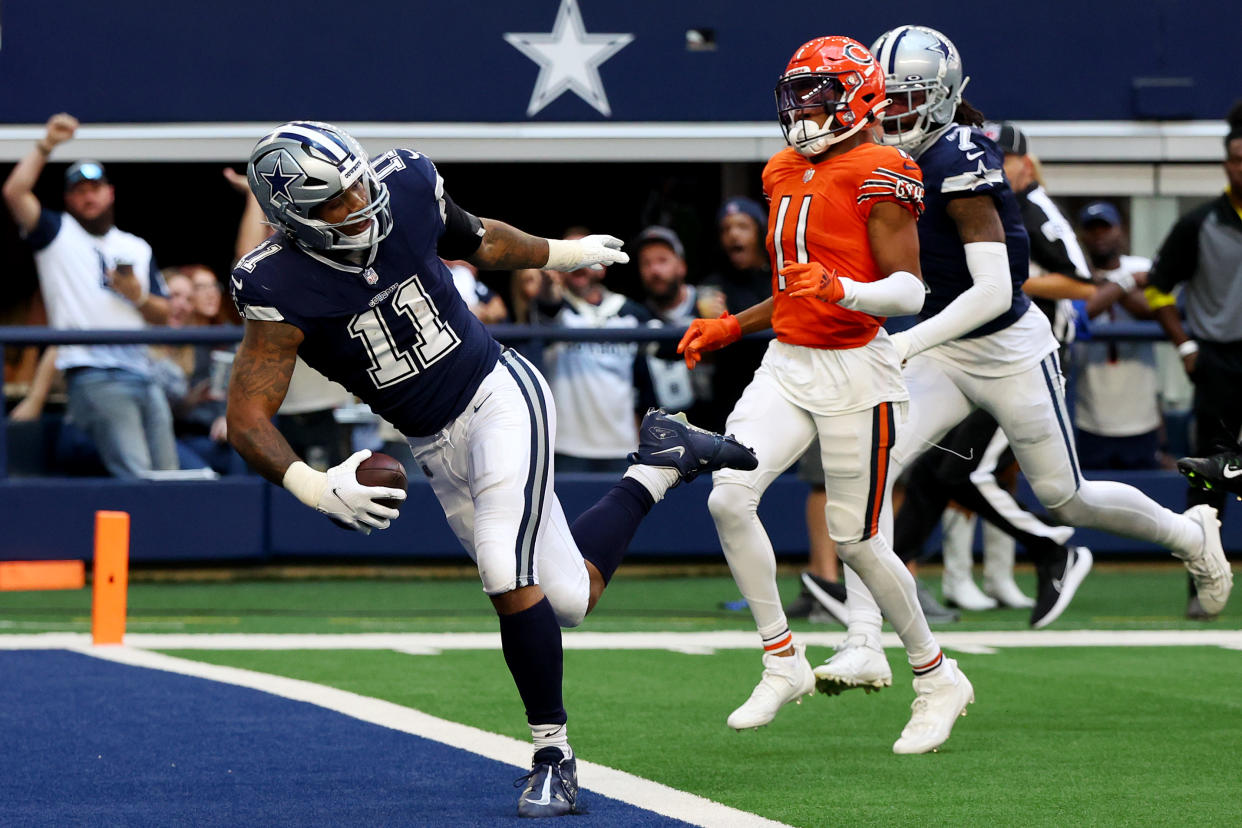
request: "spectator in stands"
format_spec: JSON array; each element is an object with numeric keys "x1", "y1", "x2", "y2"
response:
[
  {"x1": 1148, "y1": 102, "x2": 1242, "y2": 619},
  {"x1": 633, "y1": 225, "x2": 704, "y2": 418},
  {"x1": 1, "y1": 112, "x2": 178, "y2": 478},
  {"x1": 444, "y1": 259, "x2": 508, "y2": 324},
  {"x1": 698, "y1": 197, "x2": 770, "y2": 431},
  {"x1": 163, "y1": 269, "x2": 196, "y2": 329},
  {"x1": 1073, "y1": 201, "x2": 1161, "y2": 470},
  {"x1": 510, "y1": 268, "x2": 543, "y2": 324},
  {"x1": 157, "y1": 264, "x2": 249, "y2": 475},
  {"x1": 702, "y1": 197, "x2": 770, "y2": 313},
  {"x1": 533, "y1": 227, "x2": 655, "y2": 473}
]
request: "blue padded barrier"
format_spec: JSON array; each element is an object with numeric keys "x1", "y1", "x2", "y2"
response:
[{"x1": 0, "y1": 478, "x2": 267, "y2": 562}]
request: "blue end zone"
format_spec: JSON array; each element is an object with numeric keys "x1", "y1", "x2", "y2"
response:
[{"x1": 0, "y1": 651, "x2": 693, "y2": 827}]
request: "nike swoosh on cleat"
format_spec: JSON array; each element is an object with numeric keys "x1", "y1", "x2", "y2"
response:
[
  {"x1": 526, "y1": 773, "x2": 553, "y2": 806},
  {"x1": 651, "y1": 447, "x2": 686, "y2": 458},
  {"x1": 1222, "y1": 466, "x2": 1242, "y2": 479}
]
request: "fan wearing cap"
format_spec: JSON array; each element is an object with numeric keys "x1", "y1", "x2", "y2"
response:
[
  {"x1": 633, "y1": 226, "x2": 704, "y2": 418},
  {"x1": 531, "y1": 227, "x2": 657, "y2": 474},
  {"x1": 2, "y1": 112, "x2": 178, "y2": 478},
  {"x1": 1072, "y1": 201, "x2": 1161, "y2": 472}
]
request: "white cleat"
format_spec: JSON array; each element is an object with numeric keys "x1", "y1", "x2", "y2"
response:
[
  {"x1": 812, "y1": 635, "x2": 893, "y2": 696},
  {"x1": 1181, "y1": 505, "x2": 1233, "y2": 617},
  {"x1": 893, "y1": 657, "x2": 974, "y2": 755},
  {"x1": 727, "y1": 643, "x2": 815, "y2": 730},
  {"x1": 984, "y1": 576, "x2": 1036, "y2": 609},
  {"x1": 942, "y1": 575, "x2": 999, "y2": 611}
]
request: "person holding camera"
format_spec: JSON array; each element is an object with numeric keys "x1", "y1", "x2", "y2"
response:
[{"x1": 2, "y1": 112, "x2": 178, "y2": 477}]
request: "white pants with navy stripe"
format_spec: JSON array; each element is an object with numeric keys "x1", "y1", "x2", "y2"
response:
[
  {"x1": 407, "y1": 350, "x2": 591, "y2": 627},
  {"x1": 847, "y1": 344, "x2": 1204, "y2": 630},
  {"x1": 893, "y1": 350, "x2": 1082, "y2": 509}
]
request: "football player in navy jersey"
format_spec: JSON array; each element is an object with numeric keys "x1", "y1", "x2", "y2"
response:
[
  {"x1": 817, "y1": 27, "x2": 1232, "y2": 727},
  {"x1": 225, "y1": 121, "x2": 757, "y2": 817}
]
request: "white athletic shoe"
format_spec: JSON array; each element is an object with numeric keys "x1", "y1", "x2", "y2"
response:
[
  {"x1": 1181, "y1": 505, "x2": 1233, "y2": 617},
  {"x1": 942, "y1": 575, "x2": 999, "y2": 611},
  {"x1": 892, "y1": 657, "x2": 974, "y2": 755},
  {"x1": 727, "y1": 643, "x2": 815, "y2": 730},
  {"x1": 812, "y1": 635, "x2": 893, "y2": 696},
  {"x1": 984, "y1": 576, "x2": 1036, "y2": 609}
]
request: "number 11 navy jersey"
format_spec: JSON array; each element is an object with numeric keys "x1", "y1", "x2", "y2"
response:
[{"x1": 230, "y1": 149, "x2": 501, "y2": 437}]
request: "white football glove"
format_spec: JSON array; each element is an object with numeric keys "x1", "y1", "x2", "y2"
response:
[
  {"x1": 282, "y1": 449, "x2": 405, "y2": 533},
  {"x1": 544, "y1": 234, "x2": 629, "y2": 271},
  {"x1": 889, "y1": 330, "x2": 914, "y2": 363}
]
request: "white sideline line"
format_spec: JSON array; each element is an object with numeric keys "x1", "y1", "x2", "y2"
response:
[
  {"x1": 2, "y1": 629, "x2": 1241, "y2": 651},
  {"x1": 71, "y1": 647, "x2": 787, "y2": 828}
]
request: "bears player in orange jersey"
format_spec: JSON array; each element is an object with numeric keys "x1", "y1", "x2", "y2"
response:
[{"x1": 678, "y1": 36, "x2": 974, "y2": 754}]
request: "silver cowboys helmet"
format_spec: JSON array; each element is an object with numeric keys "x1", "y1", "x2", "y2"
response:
[
  {"x1": 869, "y1": 25, "x2": 969, "y2": 155},
  {"x1": 247, "y1": 120, "x2": 392, "y2": 254}
]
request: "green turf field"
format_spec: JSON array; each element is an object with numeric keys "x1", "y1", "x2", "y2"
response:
[
  {"x1": 3, "y1": 565, "x2": 1239, "y2": 826},
  {"x1": 166, "y1": 645, "x2": 1242, "y2": 827},
  {"x1": 0, "y1": 565, "x2": 1236, "y2": 634}
]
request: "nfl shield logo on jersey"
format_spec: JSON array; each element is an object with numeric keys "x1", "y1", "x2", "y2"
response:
[
  {"x1": 362, "y1": 267, "x2": 379, "y2": 285},
  {"x1": 803, "y1": 169, "x2": 815, "y2": 183}
]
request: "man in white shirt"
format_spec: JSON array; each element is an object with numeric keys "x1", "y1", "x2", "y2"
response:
[
  {"x1": 2, "y1": 113, "x2": 177, "y2": 477},
  {"x1": 532, "y1": 228, "x2": 656, "y2": 473},
  {"x1": 1073, "y1": 201, "x2": 1162, "y2": 470}
]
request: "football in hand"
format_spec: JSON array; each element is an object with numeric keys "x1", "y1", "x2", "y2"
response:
[{"x1": 356, "y1": 452, "x2": 407, "y2": 509}]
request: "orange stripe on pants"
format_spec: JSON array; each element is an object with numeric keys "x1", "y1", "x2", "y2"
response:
[{"x1": 867, "y1": 402, "x2": 891, "y2": 538}]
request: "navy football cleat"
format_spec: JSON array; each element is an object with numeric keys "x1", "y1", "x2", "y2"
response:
[
  {"x1": 628, "y1": 409, "x2": 758, "y2": 484},
  {"x1": 515, "y1": 747, "x2": 580, "y2": 818}
]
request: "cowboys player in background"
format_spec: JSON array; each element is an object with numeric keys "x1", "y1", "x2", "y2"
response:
[
  {"x1": 226, "y1": 121, "x2": 756, "y2": 817},
  {"x1": 817, "y1": 26, "x2": 1232, "y2": 707}
]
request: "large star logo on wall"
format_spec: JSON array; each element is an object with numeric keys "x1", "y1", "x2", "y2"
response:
[{"x1": 504, "y1": 0, "x2": 633, "y2": 117}]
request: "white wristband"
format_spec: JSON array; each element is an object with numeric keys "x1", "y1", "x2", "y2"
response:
[
  {"x1": 544, "y1": 238, "x2": 580, "y2": 270},
  {"x1": 282, "y1": 460, "x2": 327, "y2": 509},
  {"x1": 1177, "y1": 340, "x2": 1199, "y2": 357}
]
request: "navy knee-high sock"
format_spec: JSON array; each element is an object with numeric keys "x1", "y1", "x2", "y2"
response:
[
  {"x1": 498, "y1": 596, "x2": 566, "y2": 726},
  {"x1": 570, "y1": 477, "x2": 655, "y2": 586}
]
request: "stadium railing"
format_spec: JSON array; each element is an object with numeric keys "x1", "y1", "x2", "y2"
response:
[{"x1": 4, "y1": 323, "x2": 1217, "y2": 564}]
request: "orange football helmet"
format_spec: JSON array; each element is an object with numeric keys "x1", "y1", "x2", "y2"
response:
[{"x1": 776, "y1": 36, "x2": 888, "y2": 157}]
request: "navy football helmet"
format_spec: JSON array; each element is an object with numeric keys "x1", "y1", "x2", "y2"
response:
[
  {"x1": 247, "y1": 121, "x2": 392, "y2": 254},
  {"x1": 869, "y1": 26, "x2": 969, "y2": 155}
]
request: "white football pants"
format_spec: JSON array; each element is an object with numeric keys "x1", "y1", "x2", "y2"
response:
[
  {"x1": 845, "y1": 350, "x2": 1204, "y2": 630},
  {"x1": 408, "y1": 350, "x2": 591, "y2": 628},
  {"x1": 708, "y1": 369, "x2": 940, "y2": 664}
]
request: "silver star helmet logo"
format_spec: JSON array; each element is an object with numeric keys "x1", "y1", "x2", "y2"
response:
[{"x1": 259, "y1": 155, "x2": 303, "y2": 205}]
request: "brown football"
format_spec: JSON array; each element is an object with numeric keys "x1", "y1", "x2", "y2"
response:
[{"x1": 356, "y1": 452, "x2": 407, "y2": 509}]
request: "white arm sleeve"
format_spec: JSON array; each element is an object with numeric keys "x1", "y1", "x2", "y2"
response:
[
  {"x1": 837, "y1": 270, "x2": 925, "y2": 317},
  {"x1": 897, "y1": 242, "x2": 1012, "y2": 359}
]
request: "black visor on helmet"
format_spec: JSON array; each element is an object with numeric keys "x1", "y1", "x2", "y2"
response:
[{"x1": 776, "y1": 74, "x2": 855, "y2": 129}]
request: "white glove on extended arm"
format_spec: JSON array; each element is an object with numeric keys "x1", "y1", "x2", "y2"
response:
[
  {"x1": 544, "y1": 235, "x2": 630, "y2": 271},
  {"x1": 892, "y1": 241, "x2": 1012, "y2": 361},
  {"x1": 282, "y1": 449, "x2": 405, "y2": 533}
]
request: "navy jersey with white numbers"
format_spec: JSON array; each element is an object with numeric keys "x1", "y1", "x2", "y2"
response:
[
  {"x1": 915, "y1": 125, "x2": 1031, "y2": 338},
  {"x1": 230, "y1": 149, "x2": 501, "y2": 437}
]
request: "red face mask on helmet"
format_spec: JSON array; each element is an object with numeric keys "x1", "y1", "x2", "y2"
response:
[{"x1": 775, "y1": 36, "x2": 888, "y2": 157}]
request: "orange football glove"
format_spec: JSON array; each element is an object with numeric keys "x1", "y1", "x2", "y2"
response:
[
  {"x1": 677, "y1": 312, "x2": 742, "y2": 369},
  {"x1": 783, "y1": 262, "x2": 845, "y2": 304}
]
